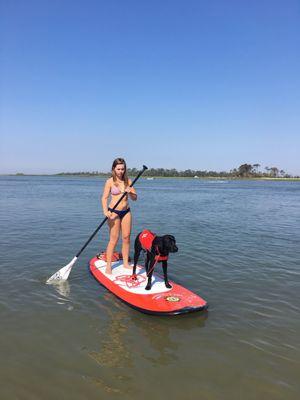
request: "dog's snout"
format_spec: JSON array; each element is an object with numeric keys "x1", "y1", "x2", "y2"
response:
[{"x1": 172, "y1": 245, "x2": 178, "y2": 252}]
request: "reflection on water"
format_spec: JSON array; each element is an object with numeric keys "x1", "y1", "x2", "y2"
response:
[
  {"x1": 52, "y1": 280, "x2": 71, "y2": 299},
  {"x1": 88, "y1": 310, "x2": 132, "y2": 368},
  {"x1": 86, "y1": 300, "x2": 135, "y2": 396},
  {"x1": 129, "y1": 311, "x2": 208, "y2": 366},
  {"x1": 85, "y1": 295, "x2": 208, "y2": 396},
  {"x1": 48, "y1": 280, "x2": 74, "y2": 310}
]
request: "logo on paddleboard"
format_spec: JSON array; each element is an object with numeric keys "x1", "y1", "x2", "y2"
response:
[{"x1": 165, "y1": 295, "x2": 181, "y2": 302}]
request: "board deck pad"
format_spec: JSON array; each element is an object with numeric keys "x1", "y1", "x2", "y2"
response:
[{"x1": 89, "y1": 256, "x2": 208, "y2": 315}]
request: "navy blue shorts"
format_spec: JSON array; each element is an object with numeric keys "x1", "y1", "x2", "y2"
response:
[{"x1": 108, "y1": 207, "x2": 131, "y2": 220}]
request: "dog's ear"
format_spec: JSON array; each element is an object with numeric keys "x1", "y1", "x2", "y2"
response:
[
  {"x1": 163, "y1": 235, "x2": 178, "y2": 252},
  {"x1": 164, "y1": 235, "x2": 176, "y2": 242},
  {"x1": 163, "y1": 235, "x2": 175, "y2": 248}
]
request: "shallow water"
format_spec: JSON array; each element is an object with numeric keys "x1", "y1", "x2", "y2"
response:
[{"x1": 1, "y1": 176, "x2": 299, "y2": 399}]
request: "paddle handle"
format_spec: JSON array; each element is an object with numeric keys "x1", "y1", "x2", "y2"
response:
[{"x1": 75, "y1": 165, "x2": 148, "y2": 258}]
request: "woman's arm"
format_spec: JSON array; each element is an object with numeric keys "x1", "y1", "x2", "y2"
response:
[
  {"x1": 102, "y1": 179, "x2": 112, "y2": 216},
  {"x1": 125, "y1": 179, "x2": 137, "y2": 201}
]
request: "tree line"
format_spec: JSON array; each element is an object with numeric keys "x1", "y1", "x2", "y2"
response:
[
  {"x1": 127, "y1": 164, "x2": 294, "y2": 178},
  {"x1": 56, "y1": 164, "x2": 296, "y2": 178}
]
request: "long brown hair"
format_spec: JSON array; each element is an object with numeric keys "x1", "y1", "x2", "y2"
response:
[{"x1": 111, "y1": 158, "x2": 129, "y2": 186}]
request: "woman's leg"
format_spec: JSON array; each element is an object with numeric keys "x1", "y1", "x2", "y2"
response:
[
  {"x1": 121, "y1": 211, "x2": 132, "y2": 269},
  {"x1": 105, "y1": 216, "x2": 121, "y2": 274}
]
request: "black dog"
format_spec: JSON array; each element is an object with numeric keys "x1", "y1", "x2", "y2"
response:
[{"x1": 132, "y1": 230, "x2": 178, "y2": 290}]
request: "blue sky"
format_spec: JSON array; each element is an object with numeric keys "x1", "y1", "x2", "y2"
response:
[{"x1": 1, "y1": 0, "x2": 299, "y2": 175}]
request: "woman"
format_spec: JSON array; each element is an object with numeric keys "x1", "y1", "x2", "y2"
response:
[{"x1": 102, "y1": 158, "x2": 137, "y2": 274}]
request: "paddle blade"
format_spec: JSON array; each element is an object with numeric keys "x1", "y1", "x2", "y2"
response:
[{"x1": 46, "y1": 256, "x2": 78, "y2": 284}]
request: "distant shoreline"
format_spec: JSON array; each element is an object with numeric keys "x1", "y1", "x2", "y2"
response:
[
  {"x1": 1, "y1": 174, "x2": 300, "y2": 181},
  {"x1": 2, "y1": 164, "x2": 299, "y2": 180}
]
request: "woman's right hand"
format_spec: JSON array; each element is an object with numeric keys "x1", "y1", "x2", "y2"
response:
[{"x1": 104, "y1": 210, "x2": 112, "y2": 219}]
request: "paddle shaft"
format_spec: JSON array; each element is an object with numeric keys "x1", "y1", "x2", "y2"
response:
[{"x1": 75, "y1": 165, "x2": 148, "y2": 258}]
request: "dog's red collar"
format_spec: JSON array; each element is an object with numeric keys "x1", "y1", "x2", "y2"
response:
[
  {"x1": 155, "y1": 246, "x2": 168, "y2": 261},
  {"x1": 155, "y1": 254, "x2": 168, "y2": 262}
]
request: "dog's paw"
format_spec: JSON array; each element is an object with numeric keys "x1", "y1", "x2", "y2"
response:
[
  {"x1": 145, "y1": 284, "x2": 151, "y2": 290},
  {"x1": 165, "y1": 282, "x2": 172, "y2": 289}
]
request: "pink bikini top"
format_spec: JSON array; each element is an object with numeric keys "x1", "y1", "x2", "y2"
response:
[{"x1": 111, "y1": 185, "x2": 122, "y2": 195}]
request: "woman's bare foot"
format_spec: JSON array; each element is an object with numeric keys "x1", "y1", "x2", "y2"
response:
[
  {"x1": 105, "y1": 265, "x2": 112, "y2": 274},
  {"x1": 123, "y1": 263, "x2": 132, "y2": 269}
]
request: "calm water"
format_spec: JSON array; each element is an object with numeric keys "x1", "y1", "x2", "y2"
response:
[{"x1": 1, "y1": 176, "x2": 299, "y2": 400}]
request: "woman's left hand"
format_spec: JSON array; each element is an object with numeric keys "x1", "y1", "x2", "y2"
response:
[
  {"x1": 124, "y1": 185, "x2": 137, "y2": 200},
  {"x1": 124, "y1": 187, "x2": 133, "y2": 194}
]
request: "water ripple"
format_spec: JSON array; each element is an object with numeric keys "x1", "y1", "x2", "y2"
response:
[{"x1": 1, "y1": 177, "x2": 300, "y2": 400}]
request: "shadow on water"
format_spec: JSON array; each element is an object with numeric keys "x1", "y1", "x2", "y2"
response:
[{"x1": 128, "y1": 308, "x2": 208, "y2": 365}]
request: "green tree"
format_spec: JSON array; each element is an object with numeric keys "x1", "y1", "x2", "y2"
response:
[
  {"x1": 253, "y1": 163, "x2": 260, "y2": 175},
  {"x1": 279, "y1": 169, "x2": 285, "y2": 177},
  {"x1": 238, "y1": 164, "x2": 253, "y2": 177},
  {"x1": 270, "y1": 167, "x2": 279, "y2": 178}
]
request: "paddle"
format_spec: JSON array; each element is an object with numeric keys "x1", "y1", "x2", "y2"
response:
[{"x1": 46, "y1": 165, "x2": 148, "y2": 284}]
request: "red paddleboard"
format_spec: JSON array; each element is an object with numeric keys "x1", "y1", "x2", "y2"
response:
[{"x1": 89, "y1": 257, "x2": 208, "y2": 315}]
